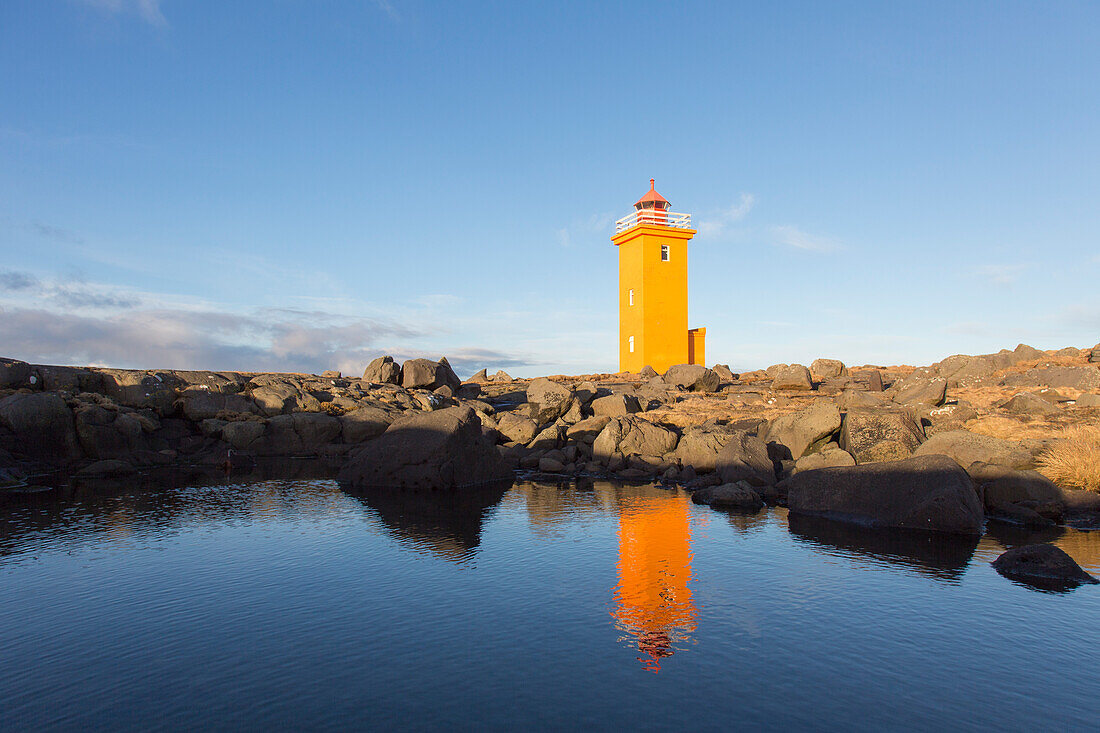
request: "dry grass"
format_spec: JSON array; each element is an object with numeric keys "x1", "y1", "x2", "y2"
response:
[{"x1": 1037, "y1": 425, "x2": 1100, "y2": 492}]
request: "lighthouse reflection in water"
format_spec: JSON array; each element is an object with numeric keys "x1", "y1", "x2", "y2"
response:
[{"x1": 610, "y1": 493, "x2": 699, "y2": 673}]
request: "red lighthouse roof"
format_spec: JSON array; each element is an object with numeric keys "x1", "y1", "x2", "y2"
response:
[{"x1": 634, "y1": 178, "x2": 670, "y2": 210}]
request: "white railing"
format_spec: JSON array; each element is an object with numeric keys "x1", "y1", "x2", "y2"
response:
[{"x1": 614, "y1": 210, "x2": 692, "y2": 233}]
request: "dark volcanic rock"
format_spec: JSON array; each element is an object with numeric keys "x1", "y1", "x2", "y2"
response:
[
  {"x1": 771, "y1": 364, "x2": 813, "y2": 391},
  {"x1": 892, "y1": 377, "x2": 948, "y2": 407},
  {"x1": 992, "y1": 544, "x2": 1099, "y2": 588},
  {"x1": 0, "y1": 358, "x2": 33, "y2": 389},
  {"x1": 525, "y1": 378, "x2": 575, "y2": 425},
  {"x1": 0, "y1": 392, "x2": 82, "y2": 462},
  {"x1": 913, "y1": 430, "x2": 1034, "y2": 470},
  {"x1": 363, "y1": 356, "x2": 401, "y2": 385},
  {"x1": 1000, "y1": 392, "x2": 1060, "y2": 417},
  {"x1": 810, "y1": 359, "x2": 847, "y2": 379},
  {"x1": 1003, "y1": 366, "x2": 1100, "y2": 391},
  {"x1": 663, "y1": 364, "x2": 720, "y2": 392},
  {"x1": 691, "y1": 482, "x2": 763, "y2": 512},
  {"x1": 839, "y1": 407, "x2": 925, "y2": 464},
  {"x1": 715, "y1": 431, "x2": 776, "y2": 486},
  {"x1": 764, "y1": 400, "x2": 842, "y2": 460},
  {"x1": 785, "y1": 454, "x2": 983, "y2": 534},
  {"x1": 401, "y1": 358, "x2": 461, "y2": 392},
  {"x1": 338, "y1": 406, "x2": 510, "y2": 489}
]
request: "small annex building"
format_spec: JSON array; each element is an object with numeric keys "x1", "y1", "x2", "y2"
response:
[{"x1": 611, "y1": 179, "x2": 705, "y2": 373}]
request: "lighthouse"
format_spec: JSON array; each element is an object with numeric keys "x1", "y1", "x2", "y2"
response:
[{"x1": 611, "y1": 179, "x2": 705, "y2": 373}]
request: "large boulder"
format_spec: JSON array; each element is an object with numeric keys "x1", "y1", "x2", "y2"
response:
[
  {"x1": 839, "y1": 407, "x2": 925, "y2": 464},
  {"x1": 98, "y1": 369, "x2": 182, "y2": 415},
  {"x1": 339, "y1": 406, "x2": 394, "y2": 444},
  {"x1": 968, "y1": 463, "x2": 1063, "y2": 511},
  {"x1": 363, "y1": 356, "x2": 401, "y2": 385},
  {"x1": 291, "y1": 413, "x2": 342, "y2": 449},
  {"x1": 249, "y1": 376, "x2": 320, "y2": 416},
  {"x1": 849, "y1": 370, "x2": 884, "y2": 392},
  {"x1": 892, "y1": 377, "x2": 947, "y2": 407},
  {"x1": 564, "y1": 415, "x2": 611, "y2": 443},
  {"x1": 496, "y1": 412, "x2": 539, "y2": 444},
  {"x1": 763, "y1": 400, "x2": 842, "y2": 460},
  {"x1": 913, "y1": 430, "x2": 1034, "y2": 470},
  {"x1": 525, "y1": 378, "x2": 574, "y2": 425},
  {"x1": 592, "y1": 416, "x2": 679, "y2": 463},
  {"x1": 673, "y1": 423, "x2": 747, "y2": 473},
  {"x1": 0, "y1": 358, "x2": 33, "y2": 389},
  {"x1": 992, "y1": 544, "x2": 1098, "y2": 587},
  {"x1": 771, "y1": 364, "x2": 813, "y2": 391},
  {"x1": 401, "y1": 358, "x2": 461, "y2": 392},
  {"x1": 0, "y1": 392, "x2": 82, "y2": 462},
  {"x1": 810, "y1": 359, "x2": 847, "y2": 379},
  {"x1": 715, "y1": 431, "x2": 776, "y2": 486},
  {"x1": 712, "y1": 364, "x2": 737, "y2": 382},
  {"x1": 662, "y1": 364, "x2": 720, "y2": 392},
  {"x1": 1003, "y1": 366, "x2": 1100, "y2": 391},
  {"x1": 1090, "y1": 344, "x2": 1100, "y2": 364},
  {"x1": 1000, "y1": 392, "x2": 1060, "y2": 417},
  {"x1": 222, "y1": 420, "x2": 265, "y2": 449},
  {"x1": 74, "y1": 405, "x2": 148, "y2": 459},
  {"x1": 178, "y1": 392, "x2": 258, "y2": 421},
  {"x1": 691, "y1": 482, "x2": 763, "y2": 512},
  {"x1": 794, "y1": 446, "x2": 856, "y2": 473},
  {"x1": 590, "y1": 393, "x2": 641, "y2": 417},
  {"x1": 338, "y1": 406, "x2": 510, "y2": 489},
  {"x1": 786, "y1": 454, "x2": 983, "y2": 534}
]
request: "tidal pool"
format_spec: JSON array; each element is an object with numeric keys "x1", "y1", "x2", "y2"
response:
[{"x1": 1, "y1": 476, "x2": 1098, "y2": 731}]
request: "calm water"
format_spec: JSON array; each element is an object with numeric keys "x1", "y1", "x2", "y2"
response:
[{"x1": 2, "y1": 475, "x2": 1099, "y2": 731}]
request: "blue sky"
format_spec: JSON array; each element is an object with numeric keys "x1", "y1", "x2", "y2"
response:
[{"x1": 1, "y1": 1, "x2": 1098, "y2": 377}]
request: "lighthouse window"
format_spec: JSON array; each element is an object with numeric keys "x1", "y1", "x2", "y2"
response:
[
  {"x1": 628, "y1": 336, "x2": 635, "y2": 353},
  {"x1": 629, "y1": 289, "x2": 634, "y2": 306},
  {"x1": 660, "y1": 245, "x2": 670, "y2": 261}
]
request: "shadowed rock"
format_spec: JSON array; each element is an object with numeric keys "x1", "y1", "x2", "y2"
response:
[
  {"x1": 785, "y1": 454, "x2": 983, "y2": 534},
  {"x1": 690, "y1": 482, "x2": 763, "y2": 512},
  {"x1": 992, "y1": 543, "x2": 1099, "y2": 590},
  {"x1": 338, "y1": 406, "x2": 510, "y2": 489}
]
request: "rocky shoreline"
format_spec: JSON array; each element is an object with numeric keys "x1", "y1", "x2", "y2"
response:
[{"x1": 3, "y1": 345, "x2": 1100, "y2": 554}]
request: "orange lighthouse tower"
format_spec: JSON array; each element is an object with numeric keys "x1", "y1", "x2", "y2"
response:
[{"x1": 611, "y1": 180, "x2": 705, "y2": 373}]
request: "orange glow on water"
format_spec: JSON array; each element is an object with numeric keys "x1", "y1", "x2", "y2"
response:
[{"x1": 610, "y1": 495, "x2": 698, "y2": 673}]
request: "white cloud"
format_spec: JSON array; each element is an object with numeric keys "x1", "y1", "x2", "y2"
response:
[
  {"x1": 696, "y1": 193, "x2": 756, "y2": 238},
  {"x1": 976, "y1": 263, "x2": 1028, "y2": 285},
  {"x1": 79, "y1": 0, "x2": 166, "y2": 26},
  {"x1": 771, "y1": 225, "x2": 840, "y2": 253}
]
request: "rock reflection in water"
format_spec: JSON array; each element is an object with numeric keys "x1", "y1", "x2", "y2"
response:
[
  {"x1": 341, "y1": 483, "x2": 509, "y2": 563},
  {"x1": 610, "y1": 490, "x2": 698, "y2": 673},
  {"x1": 787, "y1": 513, "x2": 979, "y2": 581}
]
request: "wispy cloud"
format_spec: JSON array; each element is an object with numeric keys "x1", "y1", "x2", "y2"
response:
[
  {"x1": 556, "y1": 211, "x2": 616, "y2": 248},
  {"x1": 372, "y1": 0, "x2": 400, "y2": 21},
  {"x1": 977, "y1": 263, "x2": 1028, "y2": 285},
  {"x1": 0, "y1": 269, "x2": 535, "y2": 376},
  {"x1": 771, "y1": 225, "x2": 840, "y2": 253},
  {"x1": 79, "y1": 0, "x2": 167, "y2": 26},
  {"x1": 696, "y1": 193, "x2": 756, "y2": 238}
]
